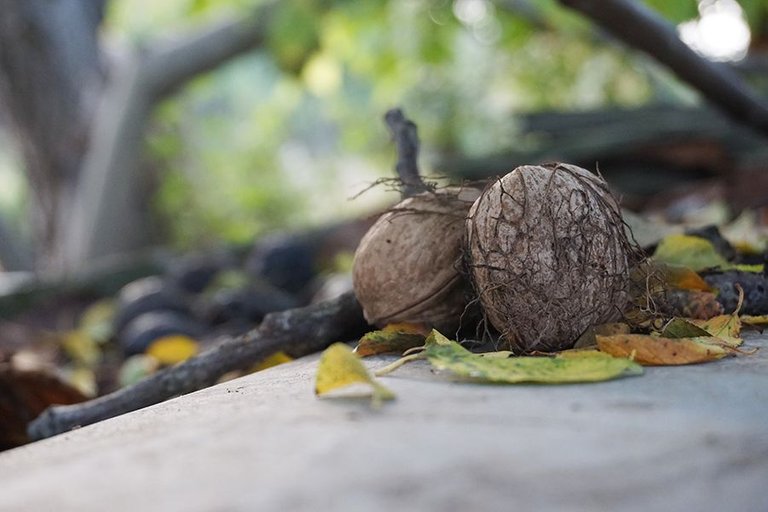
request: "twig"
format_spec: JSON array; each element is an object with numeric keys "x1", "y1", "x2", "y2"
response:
[
  {"x1": 384, "y1": 108, "x2": 429, "y2": 198},
  {"x1": 28, "y1": 292, "x2": 367, "y2": 440},
  {"x1": 558, "y1": 0, "x2": 768, "y2": 138}
]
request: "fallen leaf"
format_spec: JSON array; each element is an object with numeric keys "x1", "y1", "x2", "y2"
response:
[
  {"x1": 65, "y1": 366, "x2": 97, "y2": 397},
  {"x1": 596, "y1": 334, "x2": 729, "y2": 365},
  {"x1": 574, "y1": 323, "x2": 631, "y2": 349},
  {"x1": 689, "y1": 315, "x2": 743, "y2": 347},
  {"x1": 658, "y1": 264, "x2": 712, "y2": 291},
  {"x1": 252, "y1": 351, "x2": 293, "y2": 372},
  {"x1": 315, "y1": 343, "x2": 395, "y2": 405},
  {"x1": 741, "y1": 315, "x2": 768, "y2": 326},
  {"x1": 0, "y1": 366, "x2": 87, "y2": 450},
  {"x1": 60, "y1": 330, "x2": 100, "y2": 368},
  {"x1": 145, "y1": 335, "x2": 199, "y2": 365},
  {"x1": 660, "y1": 314, "x2": 743, "y2": 348},
  {"x1": 354, "y1": 323, "x2": 428, "y2": 357},
  {"x1": 660, "y1": 318, "x2": 712, "y2": 339},
  {"x1": 78, "y1": 299, "x2": 116, "y2": 344},
  {"x1": 380, "y1": 331, "x2": 642, "y2": 384},
  {"x1": 653, "y1": 234, "x2": 728, "y2": 271},
  {"x1": 731, "y1": 264, "x2": 764, "y2": 273}
]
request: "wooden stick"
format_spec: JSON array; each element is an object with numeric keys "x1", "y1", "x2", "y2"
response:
[
  {"x1": 28, "y1": 292, "x2": 367, "y2": 440},
  {"x1": 385, "y1": 108, "x2": 430, "y2": 198}
]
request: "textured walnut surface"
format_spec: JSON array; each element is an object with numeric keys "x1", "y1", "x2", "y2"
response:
[
  {"x1": 467, "y1": 164, "x2": 631, "y2": 352},
  {"x1": 353, "y1": 187, "x2": 478, "y2": 329}
]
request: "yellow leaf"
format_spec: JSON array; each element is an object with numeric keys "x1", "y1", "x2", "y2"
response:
[
  {"x1": 383, "y1": 322, "x2": 430, "y2": 335},
  {"x1": 741, "y1": 315, "x2": 768, "y2": 326},
  {"x1": 61, "y1": 330, "x2": 100, "y2": 367},
  {"x1": 78, "y1": 299, "x2": 116, "y2": 343},
  {"x1": 653, "y1": 234, "x2": 728, "y2": 271},
  {"x1": 380, "y1": 330, "x2": 642, "y2": 384},
  {"x1": 252, "y1": 351, "x2": 293, "y2": 372},
  {"x1": 731, "y1": 263, "x2": 764, "y2": 273},
  {"x1": 428, "y1": 343, "x2": 641, "y2": 384},
  {"x1": 65, "y1": 366, "x2": 97, "y2": 397},
  {"x1": 146, "y1": 335, "x2": 199, "y2": 365},
  {"x1": 690, "y1": 315, "x2": 743, "y2": 347},
  {"x1": 354, "y1": 323, "x2": 428, "y2": 357},
  {"x1": 596, "y1": 334, "x2": 729, "y2": 365},
  {"x1": 315, "y1": 343, "x2": 395, "y2": 405}
]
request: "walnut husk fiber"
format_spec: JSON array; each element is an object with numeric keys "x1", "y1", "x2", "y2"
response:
[{"x1": 466, "y1": 163, "x2": 631, "y2": 353}]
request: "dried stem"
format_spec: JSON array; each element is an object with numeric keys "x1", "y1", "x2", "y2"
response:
[
  {"x1": 28, "y1": 292, "x2": 368, "y2": 440},
  {"x1": 384, "y1": 108, "x2": 429, "y2": 198}
]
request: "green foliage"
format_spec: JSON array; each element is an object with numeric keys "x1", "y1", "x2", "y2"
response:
[
  {"x1": 740, "y1": 0, "x2": 768, "y2": 34},
  {"x1": 642, "y1": 0, "x2": 699, "y2": 23},
  {"x1": 267, "y1": 1, "x2": 323, "y2": 74},
  {"x1": 104, "y1": 0, "x2": 733, "y2": 249}
]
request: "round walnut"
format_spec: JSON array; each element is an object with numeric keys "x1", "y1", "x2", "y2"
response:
[
  {"x1": 353, "y1": 187, "x2": 480, "y2": 330},
  {"x1": 466, "y1": 163, "x2": 632, "y2": 353}
]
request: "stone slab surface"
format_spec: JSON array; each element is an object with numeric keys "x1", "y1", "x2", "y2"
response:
[{"x1": 0, "y1": 334, "x2": 767, "y2": 511}]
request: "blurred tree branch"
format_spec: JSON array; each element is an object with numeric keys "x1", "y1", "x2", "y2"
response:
[
  {"x1": 28, "y1": 291, "x2": 367, "y2": 440},
  {"x1": 558, "y1": 0, "x2": 768, "y2": 138},
  {"x1": 0, "y1": 0, "x2": 104, "y2": 265},
  {"x1": 63, "y1": 8, "x2": 274, "y2": 271}
]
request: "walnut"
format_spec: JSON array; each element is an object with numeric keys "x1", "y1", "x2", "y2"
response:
[
  {"x1": 352, "y1": 187, "x2": 480, "y2": 330},
  {"x1": 466, "y1": 163, "x2": 632, "y2": 352}
]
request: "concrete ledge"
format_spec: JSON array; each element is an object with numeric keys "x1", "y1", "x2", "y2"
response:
[{"x1": 0, "y1": 334, "x2": 766, "y2": 511}]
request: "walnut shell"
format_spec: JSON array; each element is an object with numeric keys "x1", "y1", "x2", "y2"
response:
[
  {"x1": 352, "y1": 187, "x2": 480, "y2": 330},
  {"x1": 466, "y1": 163, "x2": 631, "y2": 353}
]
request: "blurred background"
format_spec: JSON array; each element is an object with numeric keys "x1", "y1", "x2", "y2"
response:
[
  {"x1": 3, "y1": 0, "x2": 768, "y2": 450},
  {"x1": 0, "y1": 0, "x2": 766, "y2": 275}
]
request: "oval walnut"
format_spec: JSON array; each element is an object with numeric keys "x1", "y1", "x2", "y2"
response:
[
  {"x1": 466, "y1": 163, "x2": 632, "y2": 353},
  {"x1": 352, "y1": 187, "x2": 480, "y2": 331}
]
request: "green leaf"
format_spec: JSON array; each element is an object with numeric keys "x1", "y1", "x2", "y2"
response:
[
  {"x1": 78, "y1": 299, "x2": 116, "y2": 344},
  {"x1": 660, "y1": 318, "x2": 712, "y2": 339},
  {"x1": 690, "y1": 314, "x2": 743, "y2": 348},
  {"x1": 378, "y1": 331, "x2": 642, "y2": 384},
  {"x1": 653, "y1": 234, "x2": 729, "y2": 271},
  {"x1": 424, "y1": 332, "x2": 642, "y2": 384}
]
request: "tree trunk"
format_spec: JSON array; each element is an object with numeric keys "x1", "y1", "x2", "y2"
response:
[{"x1": 0, "y1": 0, "x2": 104, "y2": 266}]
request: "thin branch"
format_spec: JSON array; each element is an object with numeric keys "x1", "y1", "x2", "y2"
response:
[
  {"x1": 28, "y1": 292, "x2": 368, "y2": 440},
  {"x1": 62, "y1": 7, "x2": 274, "y2": 270},
  {"x1": 558, "y1": 0, "x2": 768, "y2": 138},
  {"x1": 384, "y1": 108, "x2": 429, "y2": 198},
  {"x1": 144, "y1": 12, "x2": 271, "y2": 100}
]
